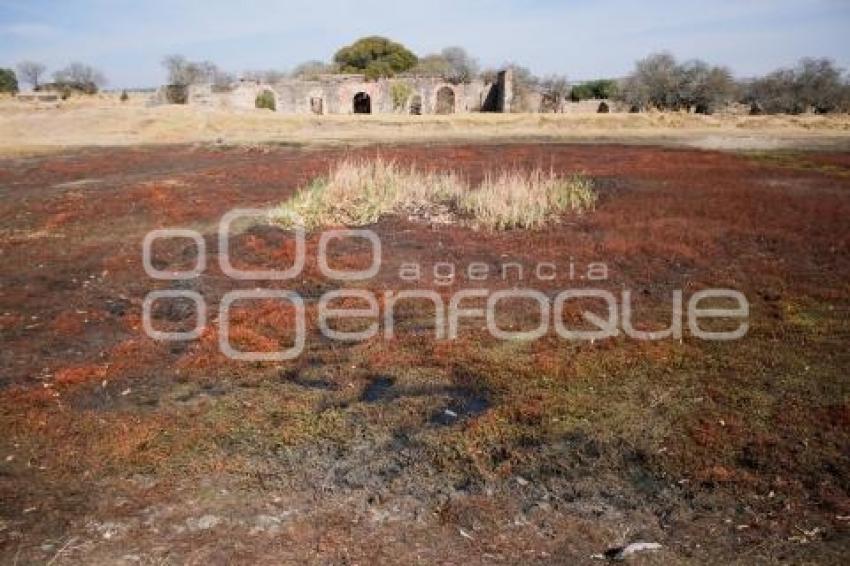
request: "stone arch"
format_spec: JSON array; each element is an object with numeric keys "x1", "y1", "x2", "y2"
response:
[
  {"x1": 435, "y1": 86, "x2": 455, "y2": 114},
  {"x1": 409, "y1": 94, "x2": 422, "y2": 115},
  {"x1": 353, "y1": 92, "x2": 371, "y2": 114}
]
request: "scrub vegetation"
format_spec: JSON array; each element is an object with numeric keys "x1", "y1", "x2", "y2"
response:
[{"x1": 272, "y1": 158, "x2": 597, "y2": 230}]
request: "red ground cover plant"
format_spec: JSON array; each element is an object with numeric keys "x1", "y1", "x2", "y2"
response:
[{"x1": 0, "y1": 144, "x2": 847, "y2": 563}]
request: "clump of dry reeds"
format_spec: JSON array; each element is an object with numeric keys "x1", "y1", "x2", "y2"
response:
[{"x1": 271, "y1": 158, "x2": 596, "y2": 230}]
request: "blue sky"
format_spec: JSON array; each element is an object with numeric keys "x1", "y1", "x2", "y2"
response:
[{"x1": 1, "y1": 0, "x2": 849, "y2": 88}]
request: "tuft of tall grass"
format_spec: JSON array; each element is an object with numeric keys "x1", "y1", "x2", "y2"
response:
[
  {"x1": 459, "y1": 169, "x2": 597, "y2": 230},
  {"x1": 271, "y1": 158, "x2": 596, "y2": 230}
]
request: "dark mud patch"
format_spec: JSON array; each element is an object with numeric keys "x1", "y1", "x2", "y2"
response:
[
  {"x1": 429, "y1": 387, "x2": 491, "y2": 426},
  {"x1": 68, "y1": 375, "x2": 236, "y2": 412},
  {"x1": 151, "y1": 294, "x2": 198, "y2": 322},
  {"x1": 360, "y1": 375, "x2": 396, "y2": 402},
  {"x1": 291, "y1": 375, "x2": 338, "y2": 391},
  {"x1": 172, "y1": 381, "x2": 231, "y2": 405},
  {"x1": 65, "y1": 374, "x2": 191, "y2": 412},
  {"x1": 146, "y1": 235, "x2": 208, "y2": 274},
  {"x1": 588, "y1": 175, "x2": 632, "y2": 200},
  {"x1": 67, "y1": 383, "x2": 158, "y2": 412},
  {"x1": 280, "y1": 367, "x2": 340, "y2": 391},
  {"x1": 357, "y1": 375, "x2": 492, "y2": 426}
]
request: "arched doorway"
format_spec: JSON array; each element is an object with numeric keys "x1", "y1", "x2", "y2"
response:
[
  {"x1": 436, "y1": 86, "x2": 455, "y2": 114},
  {"x1": 409, "y1": 95, "x2": 422, "y2": 115},
  {"x1": 353, "y1": 92, "x2": 371, "y2": 114}
]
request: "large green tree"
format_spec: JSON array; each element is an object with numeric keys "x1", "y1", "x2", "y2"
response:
[
  {"x1": 570, "y1": 79, "x2": 619, "y2": 101},
  {"x1": 333, "y1": 36, "x2": 417, "y2": 80}
]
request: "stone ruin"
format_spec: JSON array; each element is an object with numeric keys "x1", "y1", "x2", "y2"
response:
[
  {"x1": 153, "y1": 69, "x2": 620, "y2": 115},
  {"x1": 154, "y1": 70, "x2": 513, "y2": 115}
]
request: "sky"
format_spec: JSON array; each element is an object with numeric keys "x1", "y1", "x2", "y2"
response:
[{"x1": 1, "y1": 0, "x2": 849, "y2": 89}]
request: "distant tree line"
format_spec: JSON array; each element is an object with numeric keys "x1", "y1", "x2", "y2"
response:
[
  {"x1": 5, "y1": 39, "x2": 850, "y2": 116},
  {"x1": 0, "y1": 61, "x2": 107, "y2": 97},
  {"x1": 151, "y1": 38, "x2": 850, "y2": 116},
  {"x1": 614, "y1": 52, "x2": 850, "y2": 115},
  {"x1": 570, "y1": 80, "x2": 619, "y2": 102},
  {"x1": 744, "y1": 57, "x2": 849, "y2": 114},
  {"x1": 613, "y1": 52, "x2": 736, "y2": 114}
]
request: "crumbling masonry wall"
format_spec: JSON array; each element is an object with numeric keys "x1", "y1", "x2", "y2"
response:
[
  {"x1": 267, "y1": 75, "x2": 496, "y2": 115},
  {"x1": 157, "y1": 74, "x2": 505, "y2": 115},
  {"x1": 154, "y1": 71, "x2": 623, "y2": 114}
]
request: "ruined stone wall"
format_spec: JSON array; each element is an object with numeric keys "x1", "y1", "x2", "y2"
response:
[
  {"x1": 156, "y1": 74, "x2": 505, "y2": 115},
  {"x1": 561, "y1": 99, "x2": 624, "y2": 114},
  {"x1": 269, "y1": 76, "x2": 492, "y2": 115},
  {"x1": 496, "y1": 70, "x2": 513, "y2": 113}
]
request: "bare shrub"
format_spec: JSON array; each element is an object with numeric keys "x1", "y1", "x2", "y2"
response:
[
  {"x1": 291, "y1": 60, "x2": 338, "y2": 80},
  {"x1": 539, "y1": 75, "x2": 570, "y2": 112},
  {"x1": 440, "y1": 47, "x2": 479, "y2": 84},
  {"x1": 678, "y1": 60, "x2": 737, "y2": 114},
  {"x1": 16, "y1": 61, "x2": 46, "y2": 90},
  {"x1": 618, "y1": 52, "x2": 735, "y2": 113},
  {"x1": 162, "y1": 55, "x2": 232, "y2": 88},
  {"x1": 746, "y1": 58, "x2": 847, "y2": 114},
  {"x1": 243, "y1": 69, "x2": 288, "y2": 84},
  {"x1": 412, "y1": 47, "x2": 478, "y2": 84},
  {"x1": 620, "y1": 52, "x2": 680, "y2": 111},
  {"x1": 51, "y1": 62, "x2": 105, "y2": 94},
  {"x1": 165, "y1": 84, "x2": 188, "y2": 104},
  {"x1": 412, "y1": 55, "x2": 452, "y2": 77}
]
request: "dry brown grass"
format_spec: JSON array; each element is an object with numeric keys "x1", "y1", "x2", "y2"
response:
[
  {"x1": 2, "y1": 94, "x2": 850, "y2": 155},
  {"x1": 271, "y1": 158, "x2": 597, "y2": 230}
]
